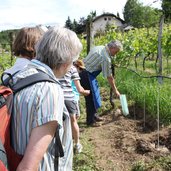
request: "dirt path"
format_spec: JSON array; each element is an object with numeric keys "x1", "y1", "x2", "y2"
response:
[{"x1": 87, "y1": 107, "x2": 171, "y2": 171}]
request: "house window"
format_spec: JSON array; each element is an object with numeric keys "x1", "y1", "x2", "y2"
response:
[
  {"x1": 108, "y1": 17, "x2": 111, "y2": 20},
  {"x1": 104, "y1": 17, "x2": 107, "y2": 21}
]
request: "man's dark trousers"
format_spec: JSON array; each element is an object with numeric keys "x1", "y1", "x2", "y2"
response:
[{"x1": 79, "y1": 69, "x2": 96, "y2": 125}]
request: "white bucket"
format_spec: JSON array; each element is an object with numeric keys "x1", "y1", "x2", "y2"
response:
[{"x1": 120, "y1": 94, "x2": 129, "y2": 116}]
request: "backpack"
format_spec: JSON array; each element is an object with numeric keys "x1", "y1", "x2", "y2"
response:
[
  {"x1": 0, "y1": 71, "x2": 64, "y2": 171},
  {"x1": 0, "y1": 139, "x2": 8, "y2": 171}
]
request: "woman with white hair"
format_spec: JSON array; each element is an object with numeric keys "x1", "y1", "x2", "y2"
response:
[
  {"x1": 11, "y1": 26, "x2": 82, "y2": 171},
  {"x1": 80, "y1": 40, "x2": 123, "y2": 127}
]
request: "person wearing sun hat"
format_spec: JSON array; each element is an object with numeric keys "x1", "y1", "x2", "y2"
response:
[
  {"x1": 59, "y1": 60, "x2": 90, "y2": 154},
  {"x1": 73, "y1": 59, "x2": 86, "y2": 70},
  {"x1": 79, "y1": 40, "x2": 123, "y2": 127}
]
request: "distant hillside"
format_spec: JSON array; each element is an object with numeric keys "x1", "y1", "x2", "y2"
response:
[{"x1": 0, "y1": 29, "x2": 19, "y2": 48}]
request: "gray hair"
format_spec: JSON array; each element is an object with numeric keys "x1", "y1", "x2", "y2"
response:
[
  {"x1": 36, "y1": 26, "x2": 82, "y2": 69},
  {"x1": 107, "y1": 40, "x2": 123, "y2": 50}
]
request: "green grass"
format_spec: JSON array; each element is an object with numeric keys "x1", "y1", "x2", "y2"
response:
[
  {"x1": 131, "y1": 155, "x2": 171, "y2": 171},
  {"x1": 73, "y1": 97, "x2": 100, "y2": 171},
  {"x1": 115, "y1": 68, "x2": 171, "y2": 125},
  {"x1": 73, "y1": 128, "x2": 99, "y2": 171}
]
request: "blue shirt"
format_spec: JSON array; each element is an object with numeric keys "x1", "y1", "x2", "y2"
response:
[{"x1": 71, "y1": 80, "x2": 80, "y2": 101}]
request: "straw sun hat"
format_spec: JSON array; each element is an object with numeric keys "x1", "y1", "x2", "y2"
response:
[{"x1": 74, "y1": 60, "x2": 85, "y2": 69}]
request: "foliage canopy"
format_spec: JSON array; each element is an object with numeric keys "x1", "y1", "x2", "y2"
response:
[{"x1": 123, "y1": 0, "x2": 162, "y2": 28}]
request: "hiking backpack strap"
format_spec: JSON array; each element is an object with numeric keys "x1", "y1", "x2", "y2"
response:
[
  {"x1": 54, "y1": 127, "x2": 64, "y2": 171},
  {"x1": 1, "y1": 71, "x2": 20, "y2": 87},
  {"x1": 10, "y1": 72, "x2": 56, "y2": 93},
  {"x1": 0, "y1": 139, "x2": 8, "y2": 170}
]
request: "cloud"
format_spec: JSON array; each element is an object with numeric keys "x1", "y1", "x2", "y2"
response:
[
  {"x1": 66, "y1": 0, "x2": 127, "y2": 20},
  {"x1": 0, "y1": 0, "x2": 161, "y2": 31},
  {"x1": 0, "y1": 0, "x2": 65, "y2": 30}
]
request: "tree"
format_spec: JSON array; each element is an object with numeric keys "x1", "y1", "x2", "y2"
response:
[
  {"x1": 72, "y1": 19, "x2": 78, "y2": 33},
  {"x1": 0, "y1": 30, "x2": 18, "y2": 50},
  {"x1": 64, "y1": 11, "x2": 97, "y2": 34},
  {"x1": 65, "y1": 16, "x2": 73, "y2": 30},
  {"x1": 123, "y1": 0, "x2": 144, "y2": 28},
  {"x1": 87, "y1": 10, "x2": 97, "y2": 22},
  {"x1": 76, "y1": 17, "x2": 87, "y2": 34},
  {"x1": 117, "y1": 12, "x2": 120, "y2": 18},
  {"x1": 162, "y1": 0, "x2": 171, "y2": 22},
  {"x1": 123, "y1": 0, "x2": 161, "y2": 28},
  {"x1": 142, "y1": 6, "x2": 162, "y2": 27}
]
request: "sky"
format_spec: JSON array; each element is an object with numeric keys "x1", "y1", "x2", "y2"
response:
[{"x1": 0, "y1": 0, "x2": 161, "y2": 31}]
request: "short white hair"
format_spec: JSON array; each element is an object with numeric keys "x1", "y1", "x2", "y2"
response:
[
  {"x1": 107, "y1": 40, "x2": 123, "y2": 50},
  {"x1": 39, "y1": 25, "x2": 48, "y2": 32},
  {"x1": 36, "y1": 26, "x2": 82, "y2": 69}
]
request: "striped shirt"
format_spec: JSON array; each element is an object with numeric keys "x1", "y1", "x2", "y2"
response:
[
  {"x1": 58, "y1": 65, "x2": 80, "y2": 101},
  {"x1": 11, "y1": 59, "x2": 73, "y2": 171},
  {"x1": 83, "y1": 46, "x2": 112, "y2": 78}
]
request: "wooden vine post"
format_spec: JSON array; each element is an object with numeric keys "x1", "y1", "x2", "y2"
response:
[
  {"x1": 109, "y1": 61, "x2": 115, "y2": 109},
  {"x1": 157, "y1": 15, "x2": 164, "y2": 83},
  {"x1": 156, "y1": 15, "x2": 164, "y2": 149},
  {"x1": 86, "y1": 19, "x2": 93, "y2": 54},
  {"x1": 9, "y1": 32, "x2": 15, "y2": 66}
]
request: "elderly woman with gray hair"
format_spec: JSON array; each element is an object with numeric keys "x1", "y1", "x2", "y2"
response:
[
  {"x1": 11, "y1": 26, "x2": 82, "y2": 171},
  {"x1": 79, "y1": 40, "x2": 123, "y2": 127}
]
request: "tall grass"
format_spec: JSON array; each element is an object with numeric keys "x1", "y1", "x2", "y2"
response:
[
  {"x1": 95, "y1": 67, "x2": 171, "y2": 124},
  {"x1": 115, "y1": 68, "x2": 171, "y2": 124}
]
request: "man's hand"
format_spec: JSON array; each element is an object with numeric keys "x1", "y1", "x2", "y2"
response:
[
  {"x1": 107, "y1": 75, "x2": 120, "y2": 98},
  {"x1": 114, "y1": 89, "x2": 120, "y2": 98}
]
